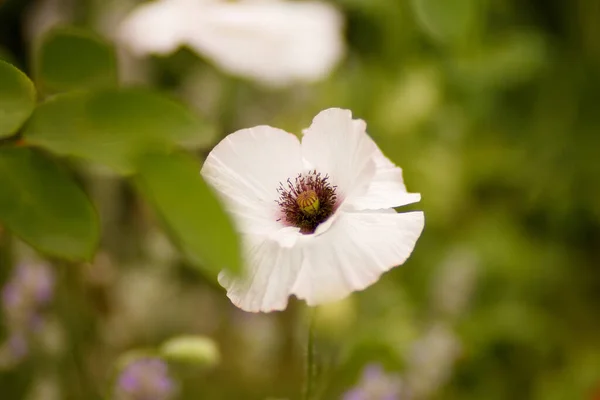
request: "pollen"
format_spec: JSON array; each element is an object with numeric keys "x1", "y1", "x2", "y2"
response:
[
  {"x1": 296, "y1": 190, "x2": 320, "y2": 215},
  {"x1": 276, "y1": 170, "x2": 338, "y2": 234}
]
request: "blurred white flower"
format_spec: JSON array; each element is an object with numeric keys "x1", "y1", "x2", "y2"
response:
[
  {"x1": 119, "y1": 0, "x2": 345, "y2": 87},
  {"x1": 201, "y1": 108, "x2": 424, "y2": 312},
  {"x1": 406, "y1": 323, "x2": 461, "y2": 398},
  {"x1": 431, "y1": 248, "x2": 478, "y2": 318}
]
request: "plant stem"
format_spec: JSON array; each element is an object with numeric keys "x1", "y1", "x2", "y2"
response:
[{"x1": 303, "y1": 309, "x2": 317, "y2": 400}]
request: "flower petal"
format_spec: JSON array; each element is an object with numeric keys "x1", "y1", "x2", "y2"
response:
[
  {"x1": 220, "y1": 209, "x2": 424, "y2": 312},
  {"x1": 218, "y1": 232, "x2": 303, "y2": 312},
  {"x1": 302, "y1": 108, "x2": 377, "y2": 204},
  {"x1": 119, "y1": 0, "x2": 193, "y2": 56},
  {"x1": 291, "y1": 210, "x2": 425, "y2": 305},
  {"x1": 346, "y1": 149, "x2": 422, "y2": 210},
  {"x1": 201, "y1": 126, "x2": 303, "y2": 234},
  {"x1": 185, "y1": 0, "x2": 344, "y2": 86}
]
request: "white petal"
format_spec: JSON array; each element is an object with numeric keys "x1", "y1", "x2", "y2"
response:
[
  {"x1": 301, "y1": 108, "x2": 377, "y2": 204},
  {"x1": 346, "y1": 149, "x2": 422, "y2": 210},
  {"x1": 201, "y1": 126, "x2": 303, "y2": 235},
  {"x1": 119, "y1": 0, "x2": 193, "y2": 56},
  {"x1": 219, "y1": 232, "x2": 303, "y2": 312},
  {"x1": 220, "y1": 209, "x2": 424, "y2": 312},
  {"x1": 303, "y1": 108, "x2": 420, "y2": 211},
  {"x1": 291, "y1": 210, "x2": 425, "y2": 305},
  {"x1": 185, "y1": 0, "x2": 344, "y2": 86}
]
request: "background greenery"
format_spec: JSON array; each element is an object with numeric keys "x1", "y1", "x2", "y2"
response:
[{"x1": 1, "y1": 0, "x2": 599, "y2": 399}]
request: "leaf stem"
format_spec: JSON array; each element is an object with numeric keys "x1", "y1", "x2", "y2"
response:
[{"x1": 303, "y1": 308, "x2": 317, "y2": 400}]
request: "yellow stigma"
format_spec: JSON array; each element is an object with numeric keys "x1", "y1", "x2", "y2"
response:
[{"x1": 296, "y1": 190, "x2": 320, "y2": 215}]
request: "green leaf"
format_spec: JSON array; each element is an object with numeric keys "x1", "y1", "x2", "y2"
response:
[
  {"x1": 0, "y1": 147, "x2": 99, "y2": 260},
  {"x1": 0, "y1": 60, "x2": 36, "y2": 139},
  {"x1": 23, "y1": 88, "x2": 213, "y2": 173},
  {"x1": 451, "y1": 32, "x2": 547, "y2": 89},
  {"x1": 411, "y1": 0, "x2": 478, "y2": 44},
  {"x1": 36, "y1": 26, "x2": 117, "y2": 93},
  {"x1": 135, "y1": 152, "x2": 241, "y2": 276}
]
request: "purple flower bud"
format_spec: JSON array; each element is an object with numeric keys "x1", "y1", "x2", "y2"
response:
[
  {"x1": 116, "y1": 358, "x2": 176, "y2": 400},
  {"x1": 343, "y1": 363, "x2": 404, "y2": 400}
]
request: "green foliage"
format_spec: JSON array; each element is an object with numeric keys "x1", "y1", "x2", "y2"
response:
[
  {"x1": 1, "y1": 0, "x2": 600, "y2": 398},
  {"x1": 135, "y1": 152, "x2": 241, "y2": 276},
  {"x1": 36, "y1": 26, "x2": 117, "y2": 93},
  {"x1": 450, "y1": 31, "x2": 548, "y2": 90},
  {"x1": 0, "y1": 147, "x2": 98, "y2": 260},
  {"x1": 410, "y1": 0, "x2": 479, "y2": 44},
  {"x1": 0, "y1": 60, "x2": 36, "y2": 139},
  {"x1": 23, "y1": 88, "x2": 212, "y2": 173}
]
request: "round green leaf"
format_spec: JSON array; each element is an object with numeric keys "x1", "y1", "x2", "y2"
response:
[
  {"x1": 0, "y1": 60, "x2": 36, "y2": 138},
  {"x1": 36, "y1": 26, "x2": 117, "y2": 93},
  {"x1": 0, "y1": 147, "x2": 99, "y2": 260},
  {"x1": 23, "y1": 88, "x2": 213, "y2": 173},
  {"x1": 135, "y1": 152, "x2": 241, "y2": 276},
  {"x1": 411, "y1": 0, "x2": 478, "y2": 44}
]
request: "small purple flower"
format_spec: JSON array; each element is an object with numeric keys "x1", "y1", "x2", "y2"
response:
[
  {"x1": 1, "y1": 263, "x2": 54, "y2": 318},
  {"x1": 343, "y1": 364, "x2": 404, "y2": 400},
  {"x1": 116, "y1": 358, "x2": 176, "y2": 400},
  {"x1": 0, "y1": 262, "x2": 54, "y2": 366}
]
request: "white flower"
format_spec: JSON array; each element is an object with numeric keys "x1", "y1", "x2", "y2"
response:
[
  {"x1": 201, "y1": 108, "x2": 424, "y2": 312},
  {"x1": 118, "y1": 0, "x2": 345, "y2": 87}
]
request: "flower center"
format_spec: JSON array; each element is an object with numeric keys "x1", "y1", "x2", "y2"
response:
[
  {"x1": 296, "y1": 190, "x2": 320, "y2": 215},
  {"x1": 277, "y1": 170, "x2": 338, "y2": 234}
]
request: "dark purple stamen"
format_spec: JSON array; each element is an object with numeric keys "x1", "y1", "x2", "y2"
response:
[{"x1": 276, "y1": 170, "x2": 338, "y2": 234}]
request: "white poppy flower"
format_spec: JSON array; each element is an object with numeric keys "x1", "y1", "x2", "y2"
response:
[
  {"x1": 118, "y1": 0, "x2": 345, "y2": 87},
  {"x1": 201, "y1": 108, "x2": 425, "y2": 312}
]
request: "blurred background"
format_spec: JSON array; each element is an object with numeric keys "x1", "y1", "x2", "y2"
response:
[{"x1": 1, "y1": 0, "x2": 600, "y2": 399}]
